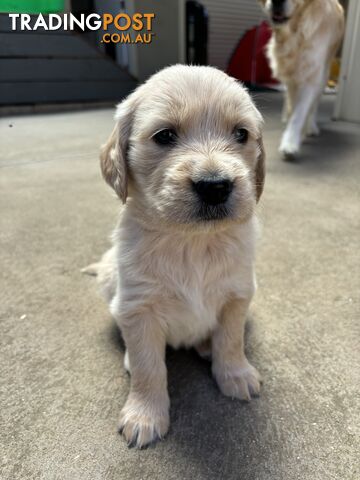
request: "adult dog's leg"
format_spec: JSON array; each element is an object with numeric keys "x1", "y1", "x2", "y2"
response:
[
  {"x1": 280, "y1": 81, "x2": 323, "y2": 158},
  {"x1": 281, "y1": 92, "x2": 290, "y2": 123},
  {"x1": 305, "y1": 94, "x2": 322, "y2": 137},
  {"x1": 212, "y1": 297, "x2": 261, "y2": 401},
  {"x1": 282, "y1": 83, "x2": 297, "y2": 123},
  {"x1": 118, "y1": 311, "x2": 170, "y2": 448},
  {"x1": 305, "y1": 64, "x2": 330, "y2": 137}
]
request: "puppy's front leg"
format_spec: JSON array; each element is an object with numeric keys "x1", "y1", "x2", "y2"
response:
[
  {"x1": 119, "y1": 312, "x2": 169, "y2": 448},
  {"x1": 212, "y1": 297, "x2": 261, "y2": 401}
]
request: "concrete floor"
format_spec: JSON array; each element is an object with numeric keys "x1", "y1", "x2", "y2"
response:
[{"x1": 0, "y1": 93, "x2": 359, "y2": 480}]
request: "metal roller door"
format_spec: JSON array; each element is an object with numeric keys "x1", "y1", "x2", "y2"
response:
[{"x1": 201, "y1": 0, "x2": 264, "y2": 70}]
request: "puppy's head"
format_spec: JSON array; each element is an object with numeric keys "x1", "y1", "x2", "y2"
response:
[
  {"x1": 259, "y1": 0, "x2": 301, "y2": 25},
  {"x1": 101, "y1": 65, "x2": 265, "y2": 230}
]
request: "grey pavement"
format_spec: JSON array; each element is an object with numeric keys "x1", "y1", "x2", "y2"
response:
[{"x1": 0, "y1": 92, "x2": 359, "y2": 480}]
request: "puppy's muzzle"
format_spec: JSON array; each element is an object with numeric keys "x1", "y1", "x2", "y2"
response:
[{"x1": 192, "y1": 178, "x2": 233, "y2": 206}]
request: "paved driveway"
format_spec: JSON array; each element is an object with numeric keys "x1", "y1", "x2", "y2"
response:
[{"x1": 1, "y1": 93, "x2": 359, "y2": 480}]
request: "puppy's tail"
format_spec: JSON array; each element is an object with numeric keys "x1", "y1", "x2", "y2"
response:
[
  {"x1": 81, "y1": 247, "x2": 117, "y2": 304},
  {"x1": 81, "y1": 263, "x2": 100, "y2": 276}
]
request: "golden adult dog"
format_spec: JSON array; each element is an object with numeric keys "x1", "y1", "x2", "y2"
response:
[
  {"x1": 259, "y1": 0, "x2": 344, "y2": 158},
  {"x1": 88, "y1": 65, "x2": 265, "y2": 448}
]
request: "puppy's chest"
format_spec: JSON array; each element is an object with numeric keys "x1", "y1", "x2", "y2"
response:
[
  {"x1": 120, "y1": 222, "x2": 256, "y2": 348},
  {"x1": 165, "y1": 275, "x2": 231, "y2": 348},
  {"x1": 154, "y1": 240, "x2": 251, "y2": 347}
]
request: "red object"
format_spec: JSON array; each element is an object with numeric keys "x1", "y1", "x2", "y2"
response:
[{"x1": 227, "y1": 21, "x2": 278, "y2": 86}]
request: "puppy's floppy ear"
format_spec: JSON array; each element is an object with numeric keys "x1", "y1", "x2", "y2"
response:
[
  {"x1": 100, "y1": 93, "x2": 138, "y2": 203},
  {"x1": 255, "y1": 136, "x2": 266, "y2": 202}
]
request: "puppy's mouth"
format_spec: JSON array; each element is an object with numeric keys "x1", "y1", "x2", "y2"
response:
[
  {"x1": 196, "y1": 203, "x2": 230, "y2": 222},
  {"x1": 271, "y1": 13, "x2": 290, "y2": 24}
]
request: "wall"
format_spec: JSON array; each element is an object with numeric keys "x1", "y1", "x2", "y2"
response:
[
  {"x1": 0, "y1": 13, "x2": 135, "y2": 105},
  {"x1": 335, "y1": 0, "x2": 360, "y2": 123}
]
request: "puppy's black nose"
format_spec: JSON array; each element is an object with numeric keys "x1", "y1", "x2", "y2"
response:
[{"x1": 192, "y1": 179, "x2": 233, "y2": 205}]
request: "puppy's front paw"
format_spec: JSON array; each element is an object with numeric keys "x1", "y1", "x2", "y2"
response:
[
  {"x1": 118, "y1": 396, "x2": 169, "y2": 448},
  {"x1": 213, "y1": 359, "x2": 261, "y2": 401}
]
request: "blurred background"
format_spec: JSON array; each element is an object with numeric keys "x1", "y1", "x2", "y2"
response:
[{"x1": 0, "y1": 0, "x2": 358, "y2": 122}]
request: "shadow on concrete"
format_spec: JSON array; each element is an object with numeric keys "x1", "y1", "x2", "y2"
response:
[{"x1": 106, "y1": 318, "x2": 274, "y2": 480}]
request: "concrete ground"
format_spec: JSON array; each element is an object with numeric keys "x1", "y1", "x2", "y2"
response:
[{"x1": 0, "y1": 92, "x2": 359, "y2": 480}]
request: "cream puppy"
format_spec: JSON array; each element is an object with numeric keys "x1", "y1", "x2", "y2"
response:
[
  {"x1": 91, "y1": 65, "x2": 265, "y2": 448},
  {"x1": 259, "y1": 0, "x2": 344, "y2": 159}
]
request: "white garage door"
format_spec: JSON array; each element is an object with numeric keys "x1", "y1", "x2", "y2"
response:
[{"x1": 201, "y1": 0, "x2": 265, "y2": 70}]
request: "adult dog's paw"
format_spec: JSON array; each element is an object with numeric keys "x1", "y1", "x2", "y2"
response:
[
  {"x1": 279, "y1": 130, "x2": 301, "y2": 160},
  {"x1": 213, "y1": 359, "x2": 262, "y2": 401},
  {"x1": 118, "y1": 397, "x2": 169, "y2": 448},
  {"x1": 306, "y1": 121, "x2": 320, "y2": 137}
]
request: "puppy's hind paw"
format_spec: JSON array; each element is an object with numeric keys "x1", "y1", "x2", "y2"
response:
[
  {"x1": 195, "y1": 337, "x2": 212, "y2": 360},
  {"x1": 213, "y1": 359, "x2": 262, "y2": 401},
  {"x1": 118, "y1": 397, "x2": 169, "y2": 448}
]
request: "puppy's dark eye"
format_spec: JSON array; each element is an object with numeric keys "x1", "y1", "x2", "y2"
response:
[
  {"x1": 153, "y1": 128, "x2": 177, "y2": 146},
  {"x1": 234, "y1": 128, "x2": 249, "y2": 144}
]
